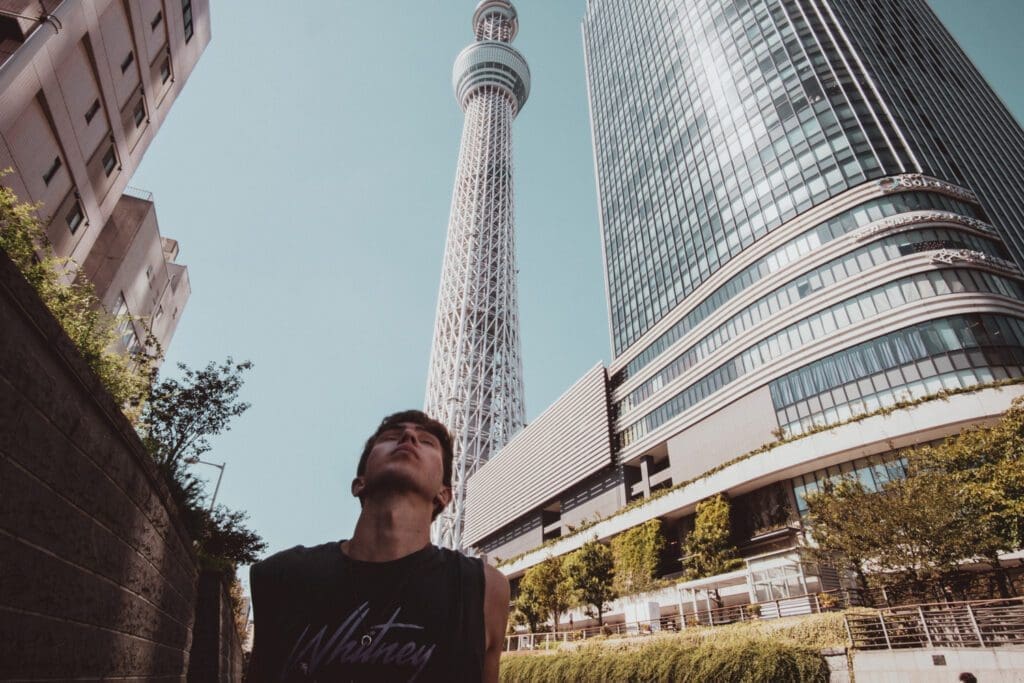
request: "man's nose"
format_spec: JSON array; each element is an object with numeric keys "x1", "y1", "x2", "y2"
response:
[{"x1": 398, "y1": 428, "x2": 420, "y2": 445}]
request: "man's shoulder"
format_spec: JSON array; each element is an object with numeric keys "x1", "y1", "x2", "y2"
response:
[
  {"x1": 250, "y1": 540, "x2": 339, "y2": 584},
  {"x1": 433, "y1": 545, "x2": 486, "y2": 572}
]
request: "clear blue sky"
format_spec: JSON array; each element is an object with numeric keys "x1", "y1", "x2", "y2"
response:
[{"x1": 131, "y1": 1, "x2": 1024, "y2": 579}]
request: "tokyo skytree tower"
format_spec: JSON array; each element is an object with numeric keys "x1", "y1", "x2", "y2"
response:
[{"x1": 425, "y1": 0, "x2": 530, "y2": 550}]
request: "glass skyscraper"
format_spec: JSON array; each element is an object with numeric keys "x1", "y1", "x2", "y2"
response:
[
  {"x1": 583, "y1": 0, "x2": 1024, "y2": 454},
  {"x1": 462, "y1": 0, "x2": 1024, "y2": 618}
]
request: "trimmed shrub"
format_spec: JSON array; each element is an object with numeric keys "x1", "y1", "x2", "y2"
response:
[{"x1": 500, "y1": 636, "x2": 829, "y2": 682}]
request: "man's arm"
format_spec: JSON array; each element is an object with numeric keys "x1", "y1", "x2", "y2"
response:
[{"x1": 482, "y1": 563, "x2": 511, "y2": 683}]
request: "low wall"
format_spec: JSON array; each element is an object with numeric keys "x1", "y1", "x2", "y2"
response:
[
  {"x1": 852, "y1": 647, "x2": 1024, "y2": 682},
  {"x1": 188, "y1": 571, "x2": 244, "y2": 682},
  {"x1": 0, "y1": 249, "x2": 199, "y2": 679}
]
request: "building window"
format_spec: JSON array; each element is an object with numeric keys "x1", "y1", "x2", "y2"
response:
[
  {"x1": 151, "y1": 11, "x2": 163, "y2": 30},
  {"x1": 133, "y1": 99, "x2": 146, "y2": 128},
  {"x1": 791, "y1": 454, "x2": 908, "y2": 516},
  {"x1": 750, "y1": 563, "x2": 806, "y2": 602},
  {"x1": 182, "y1": 0, "x2": 194, "y2": 42},
  {"x1": 42, "y1": 156, "x2": 62, "y2": 185},
  {"x1": 102, "y1": 145, "x2": 117, "y2": 177},
  {"x1": 113, "y1": 293, "x2": 135, "y2": 345},
  {"x1": 120, "y1": 51, "x2": 135, "y2": 74},
  {"x1": 125, "y1": 329, "x2": 143, "y2": 355},
  {"x1": 160, "y1": 58, "x2": 171, "y2": 84},
  {"x1": 65, "y1": 202, "x2": 85, "y2": 234},
  {"x1": 84, "y1": 99, "x2": 101, "y2": 124},
  {"x1": 770, "y1": 313, "x2": 1024, "y2": 437}
]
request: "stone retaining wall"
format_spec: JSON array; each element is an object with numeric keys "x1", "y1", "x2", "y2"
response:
[
  {"x1": 188, "y1": 571, "x2": 245, "y2": 682},
  {"x1": 0, "y1": 249, "x2": 199, "y2": 680}
]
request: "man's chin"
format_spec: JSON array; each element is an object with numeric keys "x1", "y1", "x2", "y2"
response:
[{"x1": 362, "y1": 471, "x2": 429, "y2": 500}]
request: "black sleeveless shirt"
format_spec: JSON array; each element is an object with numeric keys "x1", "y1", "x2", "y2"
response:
[{"x1": 247, "y1": 542, "x2": 485, "y2": 682}]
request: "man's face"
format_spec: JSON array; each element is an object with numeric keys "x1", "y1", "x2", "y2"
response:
[{"x1": 354, "y1": 422, "x2": 449, "y2": 506}]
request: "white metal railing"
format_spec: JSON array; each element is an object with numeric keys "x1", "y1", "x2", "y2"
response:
[
  {"x1": 845, "y1": 597, "x2": 1024, "y2": 650},
  {"x1": 504, "y1": 589, "x2": 861, "y2": 651},
  {"x1": 504, "y1": 615, "x2": 682, "y2": 652}
]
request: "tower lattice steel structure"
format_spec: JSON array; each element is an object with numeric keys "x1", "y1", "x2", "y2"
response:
[{"x1": 425, "y1": 0, "x2": 530, "y2": 550}]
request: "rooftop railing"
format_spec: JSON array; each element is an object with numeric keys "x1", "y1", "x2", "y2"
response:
[{"x1": 123, "y1": 186, "x2": 154, "y2": 203}]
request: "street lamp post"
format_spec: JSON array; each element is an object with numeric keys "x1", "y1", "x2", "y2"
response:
[{"x1": 184, "y1": 456, "x2": 226, "y2": 510}]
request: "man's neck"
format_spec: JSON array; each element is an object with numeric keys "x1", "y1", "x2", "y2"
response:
[{"x1": 343, "y1": 496, "x2": 433, "y2": 562}]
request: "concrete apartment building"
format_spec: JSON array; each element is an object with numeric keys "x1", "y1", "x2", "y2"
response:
[
  {"x1": 0, "y1": 0, "x2": 210, "y2": 353},
  {"x1": 465, "y1": 0, "x2": 1024, "y2": 629}
]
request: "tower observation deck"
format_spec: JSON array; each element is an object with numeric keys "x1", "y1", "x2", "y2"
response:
[{"x1": 425, "y1": 0, "x2": 530, "y2": 551}]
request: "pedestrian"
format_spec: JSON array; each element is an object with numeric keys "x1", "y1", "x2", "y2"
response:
[{"x1": 246, "y1": 410, "x2": 510, "y2": 682}]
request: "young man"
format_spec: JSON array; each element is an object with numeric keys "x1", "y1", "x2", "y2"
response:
[{"x1": 247, "y1": 410, "x2": 510, "y2": 682}]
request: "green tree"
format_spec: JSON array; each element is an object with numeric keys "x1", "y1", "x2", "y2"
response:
[
  {"x1": 806, "y1": 468, "x2": 980, "y2": 593},
  {"x1": 913, "y1": 396, "x2": 1024, "y2": 591},
  {"x1": 681, "y1": 494, "x2": 743, "y2": 580},
  {"x1": 611, "y1": 519, "x2": 666, "y2": 595},
  {"x1": 0, "y1": 178, "x2": 157, "y2": 420},
  {"x1": 809, "y1": 398, "x2": 1024, "y2": 596},
  {"x1": 511, "y1": 592, "x2": 544, "y2": 634},
  {"x1": 142, "y1": 358, "x2": 254, "y2": 471},
  {"x1": 140, "y1": 359, "x2": 265, "y2": 567},
  {"x1": 564, "y1": 539, "x2": 617, "y2": 625},
  {"x1": 517, "y1": 556, "x2": 573, "y2": 631}
]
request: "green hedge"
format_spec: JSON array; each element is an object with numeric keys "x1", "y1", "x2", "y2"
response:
[{"x1": 500, "y1": 636, "x2": 829, "y2": 683}]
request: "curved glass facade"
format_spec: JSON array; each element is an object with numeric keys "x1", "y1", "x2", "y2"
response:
[
  {"x1": 617, "y1": 228, "x2": 1008, "y2": 414},
  {"x1": 770, "y1": 313, "x2": 1024, "y2": 436},
  {"x1": 618, "y1": 191, "x2": 986, "y2": 381},
  {"x1": 618, "y1": 278, "x2": 1024, "y2": 448}
]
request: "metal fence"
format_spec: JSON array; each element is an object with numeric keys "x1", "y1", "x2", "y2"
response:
[
  {"x1": 505, "y1": 616, "x2": 681, "y2": 652},
  {"x1": 685, "y1": 589, "x2": 863, "y2": 627},
  {"x1": 504, "y1": 589, "x2": 862, "y2": 651},
  {"x1": 845, "y1": 597, "x2": 1024, "y2": 650}
]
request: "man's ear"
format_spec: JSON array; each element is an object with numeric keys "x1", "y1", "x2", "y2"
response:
[
  {"x1": 351, "y1": 476, "x2": 366, "y2": 501},
  {"x1": 435, "y1": 486, "x2": 452, "y2": 510}
]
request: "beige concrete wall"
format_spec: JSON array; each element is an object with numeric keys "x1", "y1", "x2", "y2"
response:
[
  {"x1": 0, "y1": 0, "x2": 211, "y2": 266},
  {"x1": 98, "y1": 1, "x2": 138, "y2": 109},
  {"x1": 667, "y1": 385, "x2": 779, "y2": 485},
  {"x1": 54, "y1": 40, "x2": 108, "y2": 160},
  {"x1": 4, "y1": 97, "x2": 69, "y2": 213},
  {"x1": 80, "y1": 194, "x2": 189, "y2": 354},
  {"x1": 158, "y1": 260, "x2": 189, "y2": 350},
  {"x1": 0, "y1": 135, "x2": 29, "y2": 200},
  {"x1": 138, "y1": 0, "x2": 168, "y2": 60},
  {"x1": 0, "y1": 0, "x2": 206, "y2": 358},
  {"x1": 852, "y1": 647, "x2": 1024, "y2": 682}
]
